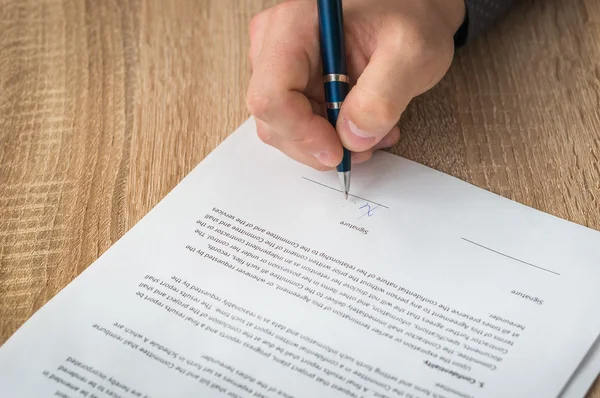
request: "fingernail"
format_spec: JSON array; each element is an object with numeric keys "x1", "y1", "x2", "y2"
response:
[
  {"x1": 347, "y1": 119, "x2": 373, "y2": 139},
  {"x1": 314, "y1": 151, "x2": 335, "y2": 167},
  {"x1": 343, "y1": 119, "x2": 376, "y2": 151}
]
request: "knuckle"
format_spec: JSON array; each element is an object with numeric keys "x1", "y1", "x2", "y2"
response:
[
  {"x1": 382, "y1": 18, "x2": 451, "y2": 93},
  {"x1": 245, "y1": 90, "x2": 272, "y2": 120},
  {"x1": 411, "y1": 39, "x2": 440, "y2": 70},
  {"x1": 386, "y1": 19, "x2": 436, "y2": 62},
  {"x1": 406, "y1": 31, "x2": 430, "y2": 58},
  {"x1": 249, "y1": 9, "x2": 269, "y2": 36}
]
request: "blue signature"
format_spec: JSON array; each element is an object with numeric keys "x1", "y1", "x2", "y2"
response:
[{"x1": 358, "y1": 202, "x2": 379, "y2": 219}]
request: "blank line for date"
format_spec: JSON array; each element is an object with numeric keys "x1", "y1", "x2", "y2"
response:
[
  {"x1": 301, "y1": 177, "x2": 390, "y2": 209},
  {"x1": 461, "y1": 237, "x2": 560, "y2": 276}
]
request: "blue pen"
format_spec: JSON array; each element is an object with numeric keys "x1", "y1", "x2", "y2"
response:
[{"x1": 317, "y1": 0, "x2": 351, "y2": 199}]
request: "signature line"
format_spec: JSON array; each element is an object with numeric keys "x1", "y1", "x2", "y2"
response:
[
  {"x1": 302, "y1": 177, "x2": 390, "y2": 209},
  {"x1": 461, "y1": 237, "x2": 560, "y2": 276}
]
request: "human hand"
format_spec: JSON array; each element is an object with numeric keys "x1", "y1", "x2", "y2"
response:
[{"x1": 246, "y1": 0, "x2": 465, "y2": 170}]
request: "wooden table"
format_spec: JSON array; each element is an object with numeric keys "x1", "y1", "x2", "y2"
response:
[{"x1": 1, "y1": 0, "x2": 599, "y2": 395}]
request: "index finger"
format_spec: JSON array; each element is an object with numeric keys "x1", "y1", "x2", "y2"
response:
[{"x1": 245, "y1": 1, "x2": 343, "y2": 168}]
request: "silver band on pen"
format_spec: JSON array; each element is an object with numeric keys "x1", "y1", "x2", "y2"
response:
[{"x1": 323, "y1": 74, "x2": 349, "y2": 83}]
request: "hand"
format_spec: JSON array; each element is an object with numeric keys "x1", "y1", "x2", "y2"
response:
[{"x1": 246, "y1": 0, "x2": 465, "y2": 170}]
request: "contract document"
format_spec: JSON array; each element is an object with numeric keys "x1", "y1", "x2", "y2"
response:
[{"x1": 1, "y1": 118, "x2": 599, "y2": 398}]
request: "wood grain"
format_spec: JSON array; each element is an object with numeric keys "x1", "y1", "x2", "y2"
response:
[{"x1": 0, "y1": 0, "x2": 598, "y2": 395}]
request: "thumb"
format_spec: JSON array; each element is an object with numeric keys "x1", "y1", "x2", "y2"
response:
[{"x1": 337, "y1": 39, "x2": 450, "y2": 152}]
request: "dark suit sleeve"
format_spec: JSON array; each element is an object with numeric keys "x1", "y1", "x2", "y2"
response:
[{"x1": 454, "y1": 0, "x2": 517, "y2": 47}]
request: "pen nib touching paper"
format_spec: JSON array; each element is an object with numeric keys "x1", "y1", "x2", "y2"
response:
[{"x1": 338, "y1": 171, "x2": 350, "y2": 200}]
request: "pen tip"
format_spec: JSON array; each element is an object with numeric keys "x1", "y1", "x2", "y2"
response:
[{"x1": 338, "y1": 171, "x2": 350, "y2": 200}]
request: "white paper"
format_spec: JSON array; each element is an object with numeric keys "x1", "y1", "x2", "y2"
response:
[
  {"x1": 560, "y1": 336, "x2": 600, "y2": 398},
  {"x1": 1, "y1": 118, "x2": 599, "y2": 398}
]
